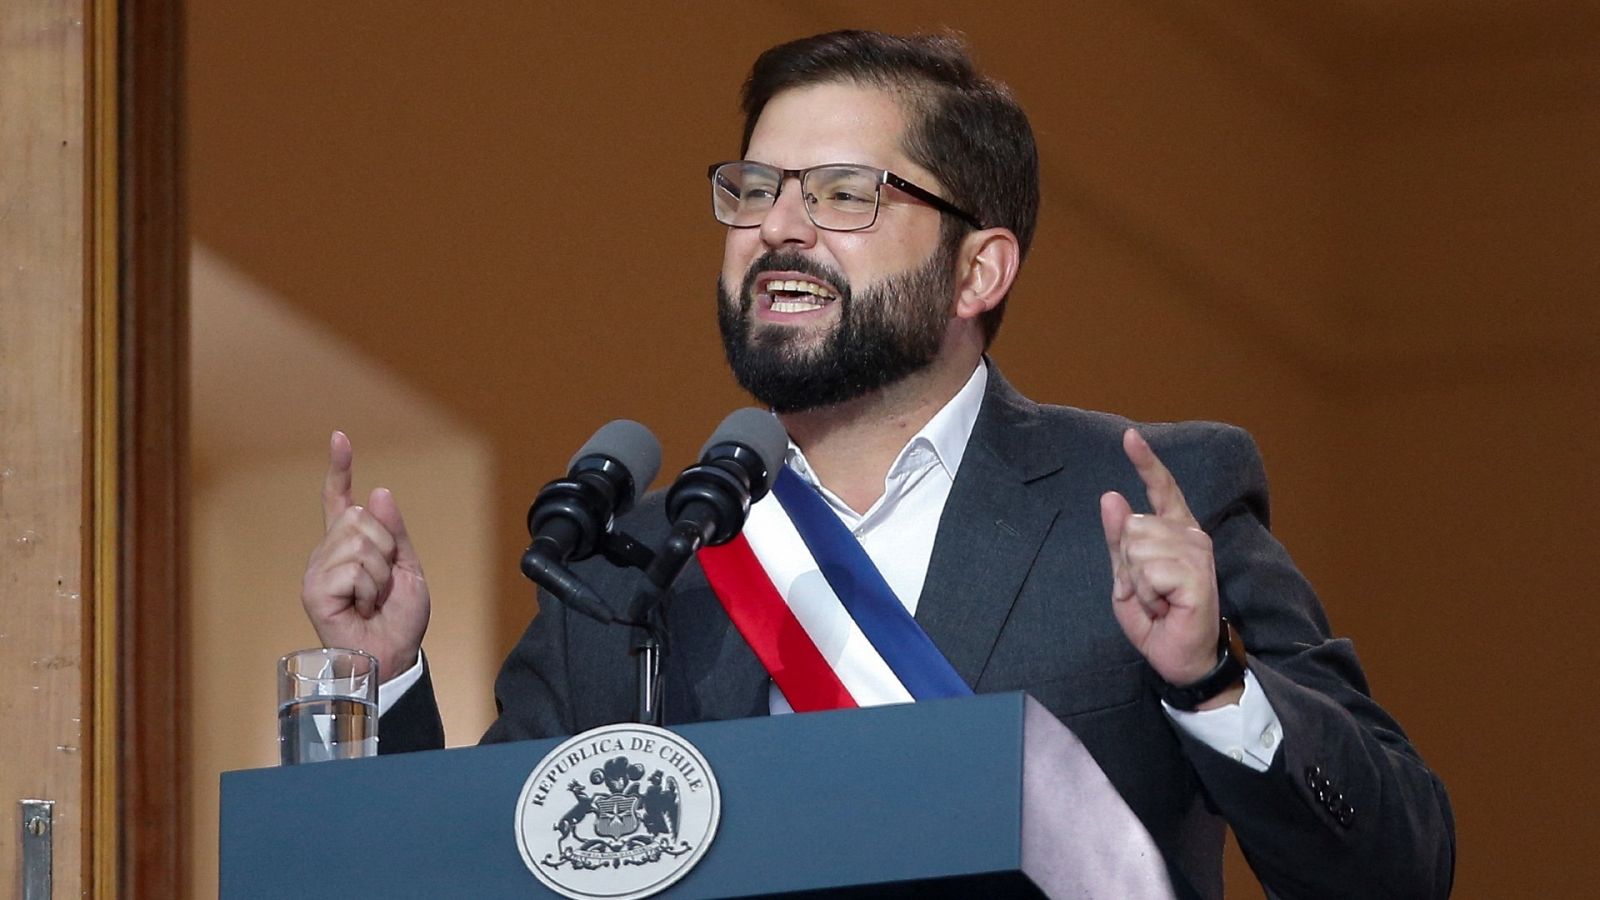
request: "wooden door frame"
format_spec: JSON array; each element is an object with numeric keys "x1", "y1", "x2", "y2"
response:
[{"x1": 112, "y1": 0, "x2": 187, "y2": 895}]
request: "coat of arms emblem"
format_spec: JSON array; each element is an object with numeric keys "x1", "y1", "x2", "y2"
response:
[{"x1": 515, "y1": 723, "x2": 720, "y2": 900}]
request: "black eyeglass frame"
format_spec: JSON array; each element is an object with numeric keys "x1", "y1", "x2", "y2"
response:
[{"x1": 707, "y1": 160, "x2": 985, "y2": 232}]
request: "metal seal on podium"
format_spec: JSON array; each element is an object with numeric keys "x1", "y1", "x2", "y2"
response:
[{"x1": 515, "y1": 723, "x2": 721, "y2": 899}]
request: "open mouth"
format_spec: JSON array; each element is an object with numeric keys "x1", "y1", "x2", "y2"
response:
[{"x1": 757, "y1": 273, "x2": 841, "y2": 314}]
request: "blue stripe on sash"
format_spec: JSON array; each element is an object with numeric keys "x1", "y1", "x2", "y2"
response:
[{"x1": 770, "y1": 467, "x2": 973, "y2": 700}]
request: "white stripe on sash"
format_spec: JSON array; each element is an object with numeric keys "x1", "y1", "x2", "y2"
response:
[{"x1": 743, "y1": 495, "x2": 916, "y2": 707}]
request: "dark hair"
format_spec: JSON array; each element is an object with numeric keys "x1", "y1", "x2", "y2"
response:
[{"x1": 740, "y1": 30, "x2": 1039, "y2": 346}]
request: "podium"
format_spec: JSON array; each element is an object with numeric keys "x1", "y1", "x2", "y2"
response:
[{"x1": 220, "y1": 693, "x2": 1176, "y2": 898}]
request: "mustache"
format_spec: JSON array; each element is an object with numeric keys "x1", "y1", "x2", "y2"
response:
[{"x1": 737, "y1": 250, "x2": 851, "y2": 309}]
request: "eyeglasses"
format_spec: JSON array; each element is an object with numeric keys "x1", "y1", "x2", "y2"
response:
[{"x1": 707, "y1": 160, "x2": 984, "y2": 233}]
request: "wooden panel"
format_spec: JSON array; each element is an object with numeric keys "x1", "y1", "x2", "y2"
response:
[{"x1": 0, "y1": 1, "x2": 89, "y2": 896}]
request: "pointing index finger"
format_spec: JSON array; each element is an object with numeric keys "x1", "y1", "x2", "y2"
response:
[
  {"x1": 1122, "y1": 428, "x2": 1195, "y2": 523},
  {"x1": 322, "y1": 430, "x2": 355, "y2": 530}
]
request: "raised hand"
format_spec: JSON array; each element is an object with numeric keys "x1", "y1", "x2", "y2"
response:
[
  {"x1": 1099, "y1": 428, "x2": 1238, "y2": 705},
  {"x1": 300, "y1": 430, "x2": 431, "y2": 684}
]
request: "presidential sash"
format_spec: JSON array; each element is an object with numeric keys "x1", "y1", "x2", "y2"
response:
[{"x1": 697, "y1": 467, "x2": 972, "y2": 712}]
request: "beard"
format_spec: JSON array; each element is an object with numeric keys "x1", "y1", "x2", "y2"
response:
[{"x1": 717, "y1": 240, "x2": 960, "y2": 414}]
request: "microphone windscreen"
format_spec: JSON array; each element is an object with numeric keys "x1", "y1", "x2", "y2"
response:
[
  {"x1": 570, "y1": 419, "x2": 662, "y2": 501},
  {"x1": 701, "y1": 408, "x2": 788, "y2": 495}
]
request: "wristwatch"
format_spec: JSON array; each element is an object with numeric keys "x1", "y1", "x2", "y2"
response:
[{"x1": 1160, "y1": 617, "x2": 1247, "y2": 711}]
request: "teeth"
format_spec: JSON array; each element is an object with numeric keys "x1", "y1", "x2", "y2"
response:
[
  {"x1": 764, "y1": 279, "x2": 838, "y2": 301},
  {"x1": 771, "y1": 299, "x2": 825, "y2": 313}
]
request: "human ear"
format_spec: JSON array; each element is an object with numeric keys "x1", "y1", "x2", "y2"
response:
[{"x1": 952, "y1": 228, "x2": 1021, "y2": 321}]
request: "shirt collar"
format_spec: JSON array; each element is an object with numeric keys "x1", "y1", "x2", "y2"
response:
[
  {"x1": 919, "y1": 361, "x2": 987, "y2": 479},
  {"x1": 784, "y1": 361, "x2": 988, "y2": 487}
]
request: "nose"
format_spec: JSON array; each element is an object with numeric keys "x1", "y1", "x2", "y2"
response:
[{"x1": 759, "y1": 176, "x2": 817, "y2": 249}]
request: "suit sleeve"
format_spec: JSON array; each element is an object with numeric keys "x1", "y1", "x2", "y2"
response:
[
  {"x1": 1168, "y1": 425, "x2": 1455, "y2": 899},
  {"x1": 376, "y1": 656, "x2": 446, "y2": 754}
]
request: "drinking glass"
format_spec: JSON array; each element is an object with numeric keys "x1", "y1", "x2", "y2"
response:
[{"x1": 277, "y1": 648, "x2": 378, "y2": 765}]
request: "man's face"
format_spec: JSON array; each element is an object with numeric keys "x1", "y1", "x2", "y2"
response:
[{"x1": 717, "y1": 82, "x2": 960, "y2": 413}]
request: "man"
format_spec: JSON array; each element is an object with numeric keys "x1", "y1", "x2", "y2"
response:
[{"x1": 301, "y1": 31, "x2": 1453, "y2": 898}]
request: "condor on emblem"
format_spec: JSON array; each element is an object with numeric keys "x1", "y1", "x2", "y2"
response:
[{"x1": 515, "y1": 723, "x2": 721, "y2": 899}]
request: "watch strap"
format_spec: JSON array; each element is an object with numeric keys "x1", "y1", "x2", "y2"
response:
[{"x1": 1160, "y1": 617, "x2": 1247, "y2": 711}]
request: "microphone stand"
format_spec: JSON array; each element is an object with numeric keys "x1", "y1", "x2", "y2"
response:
[
  {"x1": 629, "y1": 592, "x2": 668, "y2": 727},
  {"x1": 627, "y1": 523, "x2": 704, "y2": 726}
]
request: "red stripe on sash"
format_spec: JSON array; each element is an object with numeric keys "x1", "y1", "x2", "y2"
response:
[{"x1": 698, "y1": 535, "x2": 858, "y2": 713}]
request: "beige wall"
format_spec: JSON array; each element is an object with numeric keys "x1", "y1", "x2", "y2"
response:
[
  {"x1": 188, "y1": 247, "x2": 499, "y2": 894},
  {"x1": 1324, "y1": 44, "x2": 1600, "y2": 892},
  {"x1": 186, "y1": 2, "x2": 1600, "y2": 897}
]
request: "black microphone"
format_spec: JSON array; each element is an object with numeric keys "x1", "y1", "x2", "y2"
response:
[
  {"x1": 644, "y1": 408, "x2": 787, "y2": 589},
  {"x1": 626, "y1": 410, "x2": 784, "y2": 726},
  {"x1": 522, "y1": 419, "x2": 661, "y2": 623}
]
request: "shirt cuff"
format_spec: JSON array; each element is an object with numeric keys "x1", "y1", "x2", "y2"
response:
[
  {"x1": 1161, "y1": 668, "x2": 1282, "y2": 772},
  {"x1": 376, "y1": 652, "x2": 425, "y2": 717}
]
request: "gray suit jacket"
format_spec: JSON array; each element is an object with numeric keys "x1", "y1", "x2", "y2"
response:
[{"x1": 383, "y1": 365, "x2": 1454, "y2": 899}]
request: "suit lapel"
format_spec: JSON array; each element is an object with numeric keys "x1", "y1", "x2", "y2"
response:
[
  {"x1": 915, "y1": 364, "x2": 1064, "y2": 687},
  {"x1": 683, "y1": 362, "x2": 1067, "y2": 710}
]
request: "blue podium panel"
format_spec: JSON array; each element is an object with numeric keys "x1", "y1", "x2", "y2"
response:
[{"x1": 220, "y1": 693, "x2": 1172, "y2": 898}]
